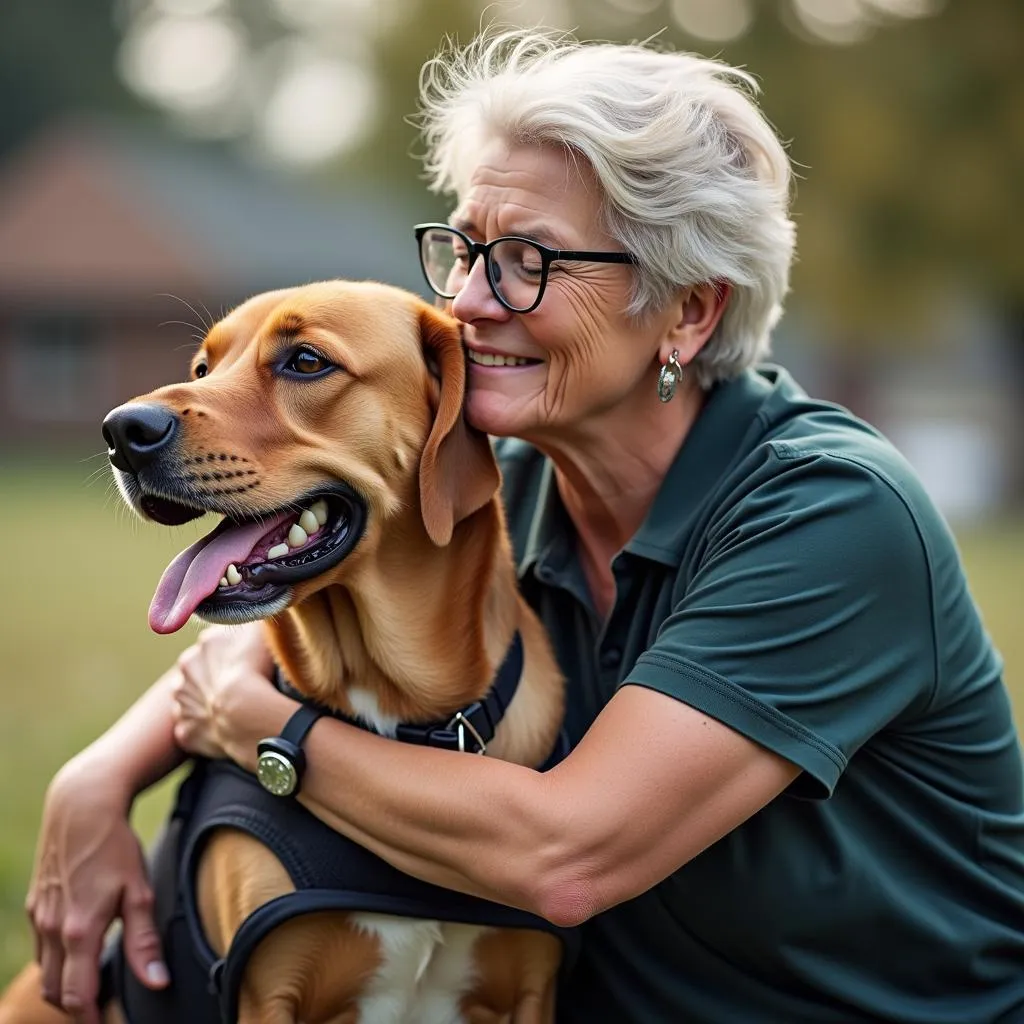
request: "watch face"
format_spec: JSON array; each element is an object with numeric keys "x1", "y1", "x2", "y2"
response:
[{"x1": 257, "y1": 750, "x2": 298, "y2": 796}]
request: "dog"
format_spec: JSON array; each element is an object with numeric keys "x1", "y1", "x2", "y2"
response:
[{"x1": 0, "y1": 281, "x2": 568, "y2": 1023}]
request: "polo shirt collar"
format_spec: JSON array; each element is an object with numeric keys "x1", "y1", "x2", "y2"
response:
[
  {"x1": 518, "y1": 454, "x2": 570, "y2": 581},
  {"x1": 626, "y1": 366, "x2": 782, "y2": 565},
  {"x1": 516, "y1": 366, "x2": 787, "y2": 578}
]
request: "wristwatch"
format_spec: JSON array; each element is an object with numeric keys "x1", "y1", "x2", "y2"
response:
[{"x1": 256, "y1": 704, "x2": 324, "y2": 797}]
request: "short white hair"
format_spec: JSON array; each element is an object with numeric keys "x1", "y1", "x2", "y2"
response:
[{"x1": 416, "y1": 30, "x2": 797, "y2": 387}]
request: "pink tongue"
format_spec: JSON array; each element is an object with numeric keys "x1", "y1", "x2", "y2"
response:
[{"x1": 149, "y1": 510, "x2": 292, "y2": 634}]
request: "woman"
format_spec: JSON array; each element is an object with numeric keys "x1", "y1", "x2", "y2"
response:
[{"x1": 27, "y1": 31, "x2": 1024, "y2": 1023}]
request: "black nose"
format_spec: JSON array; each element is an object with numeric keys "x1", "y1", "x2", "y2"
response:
[{"x1": 102, "y1": 403, "x2": 178, "y2": 473}]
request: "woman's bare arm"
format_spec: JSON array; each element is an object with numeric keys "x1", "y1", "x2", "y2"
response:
[
  {"x1": 209, "y1": 669, "x2": 799, "y2": 926},
  {"x1": 66, "y1": 664, "x2": 186, "y2": 803}
]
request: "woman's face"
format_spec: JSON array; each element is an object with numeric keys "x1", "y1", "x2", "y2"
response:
[{"x1": 448, "y1": 139, "x2": 680, "y2": 442}]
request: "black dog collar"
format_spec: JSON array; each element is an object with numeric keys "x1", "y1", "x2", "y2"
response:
[{"x1": 273, "y1": 632, "x2": 524, "y2": 756}]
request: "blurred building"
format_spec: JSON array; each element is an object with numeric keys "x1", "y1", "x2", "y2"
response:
[
  {"x1": 776, "y1": 312, "x2": 1023, "y2": 524},
  {"x1": 0, "y1": 118, "x2": 1018, "y2": 522},
  {"x1": 0, "y1": 119, "x2": 424, "y2": 447}
]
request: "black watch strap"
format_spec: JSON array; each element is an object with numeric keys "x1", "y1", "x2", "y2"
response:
[
  {"x1": 256, "y1": 704, "x2": 324, "y2": 797},
  {"x1": 279, "y1": 704, "x2": 324, "y2": 749}
]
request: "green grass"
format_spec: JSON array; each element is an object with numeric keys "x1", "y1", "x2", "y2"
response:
[{"x1": 0, "y1": 459, "x2": 1022, "y2": 987}]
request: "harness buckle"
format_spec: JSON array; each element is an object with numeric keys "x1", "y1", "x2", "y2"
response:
[{"x1": 446, "y1": 710, "x2": 488, "y2": 755}]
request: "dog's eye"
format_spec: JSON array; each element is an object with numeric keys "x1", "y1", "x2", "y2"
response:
[
  {"x1": 285, "y1": 347, "x2": 331, "y2": 376},
  {"x1": 193, "y1": 361, "x2": 208, "y2": 379}
]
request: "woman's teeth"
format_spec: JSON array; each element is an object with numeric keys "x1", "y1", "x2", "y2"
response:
[
  {"x1": 467, "y1": 350, "x2": 532, "y2": 367},
  {"x1": 217, "y1": 499, "x2": 330, "y2": 588}
]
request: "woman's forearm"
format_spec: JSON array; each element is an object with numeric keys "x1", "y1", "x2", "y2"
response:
[
  {"x1": 300, "y1": 719, "x2": 564, "y2": 913},
  {"x1": 65, "y1": 665, "x2": 186, "y2": 808}
]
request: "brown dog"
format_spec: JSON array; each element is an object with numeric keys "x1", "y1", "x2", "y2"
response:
[{"x1": 0, "y1": 281, "x2": 566, "y2": 1023}]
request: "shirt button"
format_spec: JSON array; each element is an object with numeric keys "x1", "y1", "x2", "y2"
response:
[{"x1": 600, "y1": 646, "x2": 622, "y2": 670}]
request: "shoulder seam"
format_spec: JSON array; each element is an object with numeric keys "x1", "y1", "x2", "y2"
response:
[{"x1": 769, "y1": 444, "x2": 941, "y2": 710}]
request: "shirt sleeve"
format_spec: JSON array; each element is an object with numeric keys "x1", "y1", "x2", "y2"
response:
[{"x1": 621, "y1": 443, "x2": 937, "y2": 799}]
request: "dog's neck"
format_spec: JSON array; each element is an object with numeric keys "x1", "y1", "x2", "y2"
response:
[{"x1": 263, "y1": 497, "x2": 522, "y2": 731}]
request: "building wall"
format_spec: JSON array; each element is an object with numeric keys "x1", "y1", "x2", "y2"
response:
[{"x1": 0, "y1": 309, "x2": 198, "y2": 447}]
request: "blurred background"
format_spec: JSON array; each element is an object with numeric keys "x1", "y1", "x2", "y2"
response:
[{"x1": 1, "y1": 0, "x2": 1021, "y2": 986}]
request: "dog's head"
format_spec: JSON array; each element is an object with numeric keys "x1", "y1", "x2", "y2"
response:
[{"x1": 103, "y1": 281, "x2": 499, "y2": 634}]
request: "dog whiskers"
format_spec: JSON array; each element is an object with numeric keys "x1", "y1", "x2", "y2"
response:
[{"x1": 158, "y1": 293, "x2": 216, "y2": 334}]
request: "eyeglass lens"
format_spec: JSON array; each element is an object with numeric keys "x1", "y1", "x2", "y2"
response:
[{"x1": 420, "y1": 228, "x2": 544, "y2": 311}]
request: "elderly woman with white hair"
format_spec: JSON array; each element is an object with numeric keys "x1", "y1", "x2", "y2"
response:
[{"x1": 25, "y1": 31, "x2": 1024, "y2": 1023}]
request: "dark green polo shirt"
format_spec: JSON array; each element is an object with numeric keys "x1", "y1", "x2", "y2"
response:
[{"x1": 497, "y1": 366, "x2": 1024, "y2": 1023}]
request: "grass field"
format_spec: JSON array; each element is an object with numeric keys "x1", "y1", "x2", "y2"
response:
[{"x1": 1, "y1": 457, "x2": 1022, "y2": 987}]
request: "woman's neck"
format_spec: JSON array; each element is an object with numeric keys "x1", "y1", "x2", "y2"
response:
[{"x1": 528, "y1": 378, "x2": 706, "y2": 616}]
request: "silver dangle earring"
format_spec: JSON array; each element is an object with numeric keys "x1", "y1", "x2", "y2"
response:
[{"x1": 657, "y1": 349, "x2": 683, "y2": 403}]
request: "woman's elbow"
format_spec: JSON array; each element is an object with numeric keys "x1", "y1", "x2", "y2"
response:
[
  {"x1": 526, "y1": 858, "x2": 605, "y2": 928},
  {"x1": 501, "y1": 781, "x2": 609, "y2": 927},
  {"x1": 536, "y1": 878, "x2": 602, "y2": 928}
]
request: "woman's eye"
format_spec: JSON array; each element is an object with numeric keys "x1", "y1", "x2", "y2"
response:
[
  {"x1": 193, "y1": 361, "x2": 208, "y2": 379},
  {"x1": 286, "y1": 348, "x2": 331, "y2": 375}
]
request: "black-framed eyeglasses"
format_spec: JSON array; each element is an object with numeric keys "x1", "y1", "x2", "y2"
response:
[{"x1": 414, "y1": 222, "x2": 637, "y2": 314}]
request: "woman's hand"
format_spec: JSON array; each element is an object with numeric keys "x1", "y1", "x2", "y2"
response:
[
  {"x1": 171, "y1": 622, "x2": 295, "y2": 770},
  {"x1": 26, "y1": 755, "x2": 168, "y2": 1023}
]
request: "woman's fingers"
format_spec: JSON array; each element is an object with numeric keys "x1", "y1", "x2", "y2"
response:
[
  {"x1": 59, "y1": 908, "x2": 106, "y2": 1024},
  {"x1": 120, "y1": 876, "x2": 169, "y2": 991},
  {"x1": 34, "y1": 882, "x2": 65, "y2": 1006}
]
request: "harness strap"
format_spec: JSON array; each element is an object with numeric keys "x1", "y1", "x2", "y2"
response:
[
  {"x1": 178, "y1": 760, "x2": 579, "y2": 1024},
  {"x1": 211, "y1": 887, "x2": 580, "y2": 1023}
]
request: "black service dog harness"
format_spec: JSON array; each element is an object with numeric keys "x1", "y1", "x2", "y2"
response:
[{"x1": 103, "y1": 634, "x2": 575, "y2": 1023}]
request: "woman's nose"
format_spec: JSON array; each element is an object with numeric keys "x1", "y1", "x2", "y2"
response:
[{"x1": 450, "y1": 257, "x2": 512, "y2": 324}]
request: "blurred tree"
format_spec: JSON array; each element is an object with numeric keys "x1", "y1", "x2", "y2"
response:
[
  {"x1": 723, "y1": 0, "x2": 1024, "y2": 343},
  {"x1": 2, "y1": 0, "x2": 1020, "y2": 357},
  {"x1": 0, "y1": 0, "x2": 151, "y2": 158}
]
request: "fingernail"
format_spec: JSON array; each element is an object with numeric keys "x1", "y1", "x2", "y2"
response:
[{"x1": 147, "y1": 961, "x2": 170, "y2": 986}]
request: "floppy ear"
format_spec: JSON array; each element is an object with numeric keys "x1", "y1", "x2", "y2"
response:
[{"x1": 418, "y1": 304, "x2": 501, "y2": 546}]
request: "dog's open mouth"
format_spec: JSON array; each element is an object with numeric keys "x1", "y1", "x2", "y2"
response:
[{"x1": 146, "y1": 488, "x2": 364, "y2": 634}]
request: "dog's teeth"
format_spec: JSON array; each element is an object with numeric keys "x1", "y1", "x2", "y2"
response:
[
  {"x1": 287, "y1": 524, "x2": 308, "y2": 548},
  {"x1": 218, "y1": 577, "x2": 229, "y2": 588},
  {"x1": 298, "y1": 510, "x2": 319, "y2": 535},
  {"x1": 310, "y1": 500, "x2": 329, "y2": 526},
  {"x1": 268, "y1": 543, "x2": 290, "y2": 560},
  {"x1": 226, "y1": 564, "x2": 242, "y2": 586}
]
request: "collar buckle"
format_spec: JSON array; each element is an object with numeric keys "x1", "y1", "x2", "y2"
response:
[{"x1": 446, "y1": 708, "x2": 488, "y2": 755}]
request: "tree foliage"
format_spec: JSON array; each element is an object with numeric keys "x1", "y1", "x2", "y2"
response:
[{"x1": 1, "y1": 0, "x2": 1020, "y2": 345}]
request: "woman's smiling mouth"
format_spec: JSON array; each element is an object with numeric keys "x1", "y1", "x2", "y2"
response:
[{"x1": 466, "y1": 347, "x2": 542, "y2": 368}]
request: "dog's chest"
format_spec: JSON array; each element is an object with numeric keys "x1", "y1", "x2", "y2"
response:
[{"x1": 351, "y1": 913, "x2": 489, "y2": 1023}]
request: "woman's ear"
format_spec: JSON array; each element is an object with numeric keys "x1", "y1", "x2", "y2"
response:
[
  {"x1": 661, "y1": 281, "x2": 731, "y2": 365},
  {"x1": 417, "y1": 303, "x2": 500, "y2": 546}
]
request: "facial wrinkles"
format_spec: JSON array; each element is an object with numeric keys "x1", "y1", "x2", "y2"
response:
[
  {"x1": 541, "y1": 268, "x2": 628, "y2": 420},
  {"x1": 458, "y1": 146, "x2": 595, "y2": 252}
]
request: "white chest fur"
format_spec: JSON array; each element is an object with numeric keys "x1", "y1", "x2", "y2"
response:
[
  {"x1": 345, "y1": 688, "x2": 489, "y2": 1023},
  {"x1": 351, "y1": 914, "x2": 490, "y2": 1024},
  {"x1": 348, "y1": 686, "x2": 401, "y2": 737}
]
